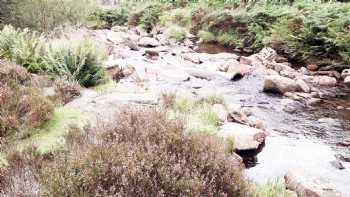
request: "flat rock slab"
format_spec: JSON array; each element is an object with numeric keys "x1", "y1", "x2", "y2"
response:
[
  {"x1": 263, "y1": 75, "x2": 299, "y2": 94},
  {"x1": 67, "y1": 90, "x2": 158, "y2": 124},
  {"x1": 285, "y1": 171, "x2": 342, "y2": 197},
  {"x1": 217, "y1": 122, "x2": 266, "y2": 151}
]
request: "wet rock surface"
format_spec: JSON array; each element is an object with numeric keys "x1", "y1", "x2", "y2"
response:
[
  {"x1": 218, "y1": 122, "x2": 266, "y2": 151},
  {"x1": 67, "y1": 27, "x2": 350, "y2": 196},
  {"x1": 284, "y1": 171, "x2": 342, "y2": 197}
]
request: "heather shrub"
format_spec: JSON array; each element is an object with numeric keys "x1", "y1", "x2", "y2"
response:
[
  {"x1": 0, "y1": 61, "x2": 53, "y2": 137},
  {"x1": 44, "y1": 38, "x2": 107, "y2": 87},
  {"x1": 42, "y1": 107, "x2": 251, "y2": 196},
  {"x1": 0, "y1": 146, "x2": 52, "y2": 196},
  {"x1": 0, "y1": 25, "x2": 46, "y2": 73},
  {"x1": 54, "y1": 77, "x2": 81, "y2": 104}
]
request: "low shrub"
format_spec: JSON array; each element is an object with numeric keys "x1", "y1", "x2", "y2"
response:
[
  {"x1": 165, "y1": 25, "x2": 187, "y2": 41},
  {"x1": 0, "y1": 25, "x2": 46, "y2": 73},
  {"x1": 42, "y1": 107, "x2": 251, "y2": 196},
  {"x1": 90, "y1": 6, "x2": 130, "y2": 29},
  {"x1": 128, "y1": 2, "x2": 166, "y2": 32},
  {"x1": 0, "y1": 61, "x2": 53, "y2": 137},
  {"x1": 0, "y1": 146, "x2": 52, "y2": 196},
  {"x1": 44, "y1": 38, "x2": 107, "y2": 87},
  {"x1": 54, "y1": 77, "x2": 81, "y2": 104},
  {"x1": 254, "y1": 179, "x2": 290, "y2": 197},
  {"x1": 198, "y1": 30, "x2": 216, "y2": 42}
]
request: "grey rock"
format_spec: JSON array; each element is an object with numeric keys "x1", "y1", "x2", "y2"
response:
[
  {"x1": 263, "y1": 75, "x2": 299, "y2": 94},
  {"x1": 284, "y1": 171, "x2": 342, "y2": 197},
  {"x1": 138, "y1": 37, "x2": 161, "y2": 47},
  {"x1": 330, "y1": 160, "x2": 345, "y2": 170},
  {"x1": 217, "y1": 122, "x2": 266, "y2": 151}
]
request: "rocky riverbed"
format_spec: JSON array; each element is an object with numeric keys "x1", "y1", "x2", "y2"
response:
[{"x1": 65, "y1": 26, "x2": 350, "y2": 196}]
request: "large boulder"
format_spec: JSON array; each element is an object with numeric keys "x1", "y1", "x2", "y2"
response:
[
  {"x1": 181, "y1": 53, "x2": 202, "y2": 64},
  {"x1": 217, "y1": 122, "x2": 266, "y2": 151},
  {"x1": 107, "y1": 31, "x2": 126, "y2": 44},
  {"x1": 312, "y1": 76, "x2": 337, "y2": 86},
  {"x1": 212, "y1": 104, "x2": 228, "y2": 122},
  {"x1": 263, "y1": 75, "x2": 299, "y2": 94},
  {"x1": 158, "y1": 68, "x2": 190, "y2": 82},
  {"x1": 284, "y1": 171, "x2": 341, "y2": 197},
  {"x1": 296, "y1": 79, "x2": 311, "y2": 93},
  {"x1": 341, "y1": 69, "x2": 350, "y2": 78},
  {"x1": 344, "y1": 76, "x2": 350, "y2": 84},
  {"x1": 138, "y1": 37, "x2": 161, "y2": 47},
  {"x1": 227, "y1": 62, "x2": 251, "y2": 80},
  {"x1": 200, "y1": 53, "x2": 239, "y2": 62},
  {"x1": 256, "y1": 47, "x2": 277, "y2": 62}
]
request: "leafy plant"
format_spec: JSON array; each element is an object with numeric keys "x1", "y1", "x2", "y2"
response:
[
  {"x1": 0, "y1": 25, "x2": 46, "y2": 73},
  {"x1": 91, "y1": 6, "x2": 130, "y2": 29},
  {"x1": 44, "y1": 38, "x2": 107, "y2": 87}
]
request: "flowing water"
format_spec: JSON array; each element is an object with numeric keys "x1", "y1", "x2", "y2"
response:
[
  {"x1": 118, "y1": 42, "x2": 350, "y2": 196},
  {"x1": 196, "y1": 43, "x2": 350, "y2": 196}
]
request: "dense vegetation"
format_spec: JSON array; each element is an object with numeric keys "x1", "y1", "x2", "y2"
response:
[
  {"x1": 0, "y1": 61, "x2": 53, "y2": 138},
  {"x1": 0, "y1": 107, "x2": 252, "y2": 196},
  {"x1": 1, "y1": 0, "x2": 347, "y2": 196},
  {"x1": 93, "y1": 0, "x2": 350, "y2": 67}
]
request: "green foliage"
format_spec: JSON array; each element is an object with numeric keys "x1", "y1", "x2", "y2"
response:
[
  {"x1": 189, "y1": 1, "x2": 350, "y2": 65},
  {"x1": 165, "y1": 25, "x2": 187, "y2": 40},
  {"x1": 270, "y1": 2, "x2": 350, "y2": 64},
  {"x1": 90, "y1": 6, "x2": 130, "y2": 29},
  {"x1": 3, "y1": 0, "x2": 97, "y2": 32},
  {"x1": 255, "y1": 179, "x2": 291, "y2": 197},
  {"x1": 0, "y1": 25, "x2": 46, "y2": 73},
  {"x1": 139, "y1": 2, "x2": 165, "y2": 32},
  {"x1": 123, "y1": 1, "x2": 171, "y2": 31},
  {"x1": 198, "y1": 30, "x2": 216, "y2": 42},
  {"x1": 160, "y1": 8, "x2": 193, "y2": 28},
  {"x1": 44, "y1": 38, "x2": 107, "y2": 87}
]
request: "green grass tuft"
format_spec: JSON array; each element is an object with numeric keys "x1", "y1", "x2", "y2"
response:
[{"x1": 18, "y1": 107, "x2": 87, "y2": 153}]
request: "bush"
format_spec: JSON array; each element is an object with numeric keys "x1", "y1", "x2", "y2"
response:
[
  {"x1": 91, "y1": 6, "x2": 130, "y2": 29},
  {"x1": 4, "y1": 0, "x2": 97, "y2": 32},
  {"x1": 0, "y1": 61, "x2": 53, "y2": 137},
  {"x1": 254, "y1": 179, "x2": 290, "y2": 197},
  {"x1": 44, "y1": 38, "x2": 107, "y2": 87},
  {"x1": 128, "y1": 2, "x2": 166, "y2": 32},
  {"x1": 198, "y1": 30, "x2": 216, "y2": 42},
  {"x1": 0, "y1": 25, "x2": 46, "y2": 73},
  {"x1": 54, "y1": 77, "x2": 81, "y2": 104},
  {"x1": 270, "y1": 2, "x2": 350, "y2": 65},
  {"x1": 42, "y1": 107, "x2": 251, "y2": 196},
  {"x1": 165, "y1": 25, "x2": 187, "y2": 41},
  {"x1": 0, "y1": 146, "x2": 52, "y2": 196}
]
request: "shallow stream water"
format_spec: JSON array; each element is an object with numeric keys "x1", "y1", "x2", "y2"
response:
[{"x1": 119, "y1": 42, "x2": 350, "y2": 196}]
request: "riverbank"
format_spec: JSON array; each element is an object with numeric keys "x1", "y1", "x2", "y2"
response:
[{"x1": 65, "y1": 26, "x2": 350, "y2": 196}]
